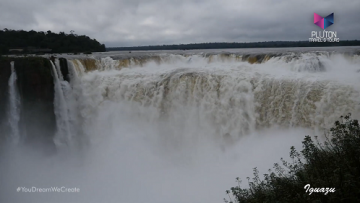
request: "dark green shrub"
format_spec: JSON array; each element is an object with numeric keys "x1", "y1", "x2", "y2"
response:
[{"x1": 226, "y1": 114, "x2": 360, "y2": 203}]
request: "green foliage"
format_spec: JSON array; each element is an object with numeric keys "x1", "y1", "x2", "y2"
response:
[
  {"x1": 226, "y1": 114, "x2": 360, "y2": 203},
  {"x1": 0, "y1": 29, "x2": 106, "y2": 54}
]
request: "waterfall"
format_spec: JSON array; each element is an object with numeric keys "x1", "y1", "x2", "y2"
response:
[
  {"x1": 49, "y1": 52, "x2": 360, "y2": 143},
  {"x1": 3, "y1": 48, "x2": 360, "y2": 203},
  {"x1": 7, "y1": 61, "x2": 21, "y2": 143},
  {"x1": 73, "y1": 52, "x2": 360, "y2": 137},
  {"x1": 50, "y1": 60, "x2": 73, "y2": 147},
  {"x1": 55, "y1": 59, "x2": 64, "y2": 80}
]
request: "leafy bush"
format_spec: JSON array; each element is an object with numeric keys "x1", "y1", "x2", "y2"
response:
[{"x1": 226, "y1": 114, "x2": 360, "y2": 203}]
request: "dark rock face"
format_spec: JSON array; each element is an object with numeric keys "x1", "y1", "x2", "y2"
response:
[
  {"x1": 0, "y1": 57, "x2": 56, "y2": 151},
  {"x1": 0, "y1": 58, "x2": 11, "y2": 143},
  {"x1": 59, "y1": 58, "x2": 70, "y2": 82}
]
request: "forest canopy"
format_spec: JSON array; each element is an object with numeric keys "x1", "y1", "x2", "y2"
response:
[
  {"x1": 108, "y1": 40, "x2": 360, "y2": 51},
  {"x1": 0, "y1": 29, "x2": 106, "y2": 54}
]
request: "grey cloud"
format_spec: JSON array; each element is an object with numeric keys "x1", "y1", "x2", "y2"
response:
[{"x1": 0, "y1": 0, "x2": 359, "y2": 47}]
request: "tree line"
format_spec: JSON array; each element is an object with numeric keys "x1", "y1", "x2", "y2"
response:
[
  {"x1": 0, "y1": 29, "x2": 106, "y2": 54},
  {"x1": 108, "y1": 40, "x2": 360, "y2": 51}
]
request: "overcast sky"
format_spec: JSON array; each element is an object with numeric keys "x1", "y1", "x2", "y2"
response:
[{"x1": 0, "y1": 0, "x2": 359, "y2": 47}]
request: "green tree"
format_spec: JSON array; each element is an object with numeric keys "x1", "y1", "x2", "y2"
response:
[
  {"x1": 0, "y1": 29, "x2": 106, "y2": 54},
  {"x1": 226, "y1": 114, "x2": 360, "y2": 203}
]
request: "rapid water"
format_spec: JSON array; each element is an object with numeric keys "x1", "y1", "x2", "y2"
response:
[
  {"x1": 50, "y1": 60, "x2": 73, "y2": 147},
  {"x1": 7, "y1": 61, "x2": 21, "y2": 144},
  {"x1": 2, "y1": 48, "x2": 360, "y2": 203}
]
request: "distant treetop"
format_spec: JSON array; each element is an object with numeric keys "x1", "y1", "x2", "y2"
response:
[{"x1": 107, "y1": 40, "x2": 360, "y2": 51}]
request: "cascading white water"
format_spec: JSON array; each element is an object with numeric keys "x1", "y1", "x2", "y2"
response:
[
  {"x1": 7, "y1": 61, "x2": 21, "y2": 143},
  {"x1": 70, "y1": 52, "x2": 360, "y2": 139},
  {"x1": 3, "y1": 49, "x2": 360, "y2": 203},
  {"x1": 54, "y1": 59, "x2": 64, "y2": 80},
  {"x1": 50, "y1": 61, "x2": 73, "y2": 147}
]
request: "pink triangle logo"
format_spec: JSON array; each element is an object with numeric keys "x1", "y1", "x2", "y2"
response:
[{"x1": 314, "y1": 13, "x2": 324, "y2": 29}]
